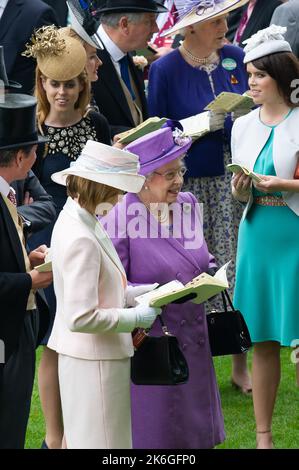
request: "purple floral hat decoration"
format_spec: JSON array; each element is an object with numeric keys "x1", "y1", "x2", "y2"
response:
[
  {"x1": 162, "y1": 0, "x2": 249, "y2": 36},
  {"x1": 125, "y1": 121, "x2": 192, "y2": 176}
]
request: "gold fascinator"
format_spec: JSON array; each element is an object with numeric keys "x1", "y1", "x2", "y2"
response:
[{"x1": 22, "y1": 25, "x2": 87, "y2": 81}]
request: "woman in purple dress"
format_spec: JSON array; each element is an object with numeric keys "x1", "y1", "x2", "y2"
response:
[
  {"x1": 103, "y1": 123, "x2": 225, "y2": 449},
  {"x1": 148, "y1": 0, "x2": 252, "y2": 394}
]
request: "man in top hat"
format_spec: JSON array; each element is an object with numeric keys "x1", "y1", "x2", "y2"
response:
[
  {"x1": 92, "y1": 0, "x2": 168, "y2": 137},
  {"x1": 0, "y1": 93, "x2": 53, "y2": 449},
  {"x1": 0, "y1": 0, "x2": 58, "y2": 94}
]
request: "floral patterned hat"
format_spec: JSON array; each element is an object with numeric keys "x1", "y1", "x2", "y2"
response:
[{"x1": 162, "y1": 0, "x2": 249, "y2": 36}]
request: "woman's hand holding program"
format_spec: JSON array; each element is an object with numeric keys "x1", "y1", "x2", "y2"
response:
[
  {"x1": 232, "y1": 172, "x2": 251, "y2": 202},
  {"x1": 253, "y1": 175, "x2": 285, "y2": 193}
]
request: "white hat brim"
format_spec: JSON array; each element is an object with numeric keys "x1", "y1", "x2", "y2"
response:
[
  {"x1": 162, "y1": 0, "x2": 249, "y2": 37},
  {"x1": 244, "y1": 39, "x2": 292, "y2": 63},
  {"x1": 51, "y1": 168, "x2": 145, "y2": 193},
  {"x1": 67, "y1": 3, "x2": 103, "y2": 49}
]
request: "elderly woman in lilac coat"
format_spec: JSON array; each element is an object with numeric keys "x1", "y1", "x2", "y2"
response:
[{"x1": 102, "y1": 123, "x2": 225, "y2": 449}]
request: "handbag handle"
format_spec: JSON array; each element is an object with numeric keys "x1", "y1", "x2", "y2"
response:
[
  {"x1": 158, "y1": 310, "x2": 172, "y2": 336},
  {"x1": 132, "y1": 308, "x2": 171, "y2": 350},
  {"x1": 221, "y1": 290, "x2": 236, "y2": 313}
]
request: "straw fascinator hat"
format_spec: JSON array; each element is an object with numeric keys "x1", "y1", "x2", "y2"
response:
[
  {"x1": 22, "y1": 25, "x2": 87, "y2": 81},
  {"x1": 162, "y1": 0, "x2": 249, "y2": 36},
  {"x1": 243, "y1": 25, "x2": 292, "y2": 64},
  {"x1": 51, "y1": 140, "x2": 145, "y2": 193}
]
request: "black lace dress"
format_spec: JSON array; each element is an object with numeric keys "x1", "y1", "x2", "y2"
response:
[{"x1": 29, "y1": 111, "x2": 111, "y2": 342}]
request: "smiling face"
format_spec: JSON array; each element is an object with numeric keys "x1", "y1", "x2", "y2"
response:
[
  {"x1": 191, "y1": 15, "x2": 228, "y2": 52},
  {"x1": 145, "y1": 157, "x2": 186, "y2": 204},
  {"x1": 84, "y1": 44, "x2": 102, "y2": 82},
  {"x1": 41, "y1": 77, "x2": 83, "y2": 112},
  {"x1": 247, "y1": 62, "x2": 281, "y2": 106}
]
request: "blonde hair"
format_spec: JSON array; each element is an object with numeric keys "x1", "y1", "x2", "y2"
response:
[
  {"x1": 35, "y1": 66, "x2": 91, "y2": 128},
  {"x1": 66, "y1": 175, "x2": 123, "y2": 214}
]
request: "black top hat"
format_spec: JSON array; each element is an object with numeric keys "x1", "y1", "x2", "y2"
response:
[
  {"x1": 0, "y1": 94, "x2": 48, "y2": 150},
  {"x1": 0, "y1": 46, "x2": 22, "y2": 91},
  {"x1": 96, "y1": 0, "x2": 168, "y2": 14}
]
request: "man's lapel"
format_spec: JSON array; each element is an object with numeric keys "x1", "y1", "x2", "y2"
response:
[
  {"x1": 97, "y1": 48, "x2": 135, "y2": 127},
  {"x1": 127, "y1": 54, "x2": 148, "y2": 118},
  {"x1": 0, "y1": 194, "x2": 26, "y2": 272}
]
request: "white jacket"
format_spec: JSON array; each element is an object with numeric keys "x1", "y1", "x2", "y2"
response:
[{"x1": 231, "y1": 107, "x2": 299, "y2": 218}]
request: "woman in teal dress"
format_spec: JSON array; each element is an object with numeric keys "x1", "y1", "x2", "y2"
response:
[{"x1": 231, "y1": 25, "x2": 299, "y2": 449}]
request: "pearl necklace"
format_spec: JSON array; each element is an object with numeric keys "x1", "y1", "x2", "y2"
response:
[
  {"x1": 181, "y1": 43, "x2": 218, "y2": 66},
  {"x1": 144, "y1": 201, "x2": 170, "y2": 225}
]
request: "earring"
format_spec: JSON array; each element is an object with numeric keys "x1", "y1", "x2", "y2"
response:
[{"x1": 144, "y1": 185, "x2": 149, "y2": 190}]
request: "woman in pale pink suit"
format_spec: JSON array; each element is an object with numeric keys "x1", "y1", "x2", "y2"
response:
[{"x1": 47, "y1": 140, "x2": 161, "y2": 449}]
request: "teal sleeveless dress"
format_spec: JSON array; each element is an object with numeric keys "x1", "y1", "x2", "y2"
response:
[{"x1": 234, "y1": 112, "x2": 299, "y2": 346}]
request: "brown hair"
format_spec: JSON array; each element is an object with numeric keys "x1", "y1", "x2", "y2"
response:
[
  {"x1": 252, "y1": 52, "x2": 299, "y2": 108},
  {"x1": 0, "y1": 145, "x2": 34, "y2": 167},
  {"x1": 34, "y1": 66, "x2": 91, "y2": 128},
  {"x1": 66, "y1": 175, "x2": 123, "y2": 214}
]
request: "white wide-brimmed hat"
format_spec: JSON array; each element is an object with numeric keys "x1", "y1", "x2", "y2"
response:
[
  {"x1": 51, "y1": 140, "x2": 145, "y2": 193},
  {"x1": 162, "y1": 0, "x2": 249, "y2": 36},
  {"x1": 243, "y1": 25, "x2": 292, "y2": 64},
  {"x1": 66, "y1": 1, "x2": 103, "y2": 49}
]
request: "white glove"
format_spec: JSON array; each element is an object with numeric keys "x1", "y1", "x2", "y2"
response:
[
  {"x1": 209, "y1": 111, "x2": 226, "y2": 132},
  {"x1": 231, "y1": 106, "x2": 251, "y2": 121},
  {"x1": 115, "y1": 304, "x2": 162, "y2": 333},
  {"x1": 125, "y1": 283, "x2": 159, "y2": 307}
]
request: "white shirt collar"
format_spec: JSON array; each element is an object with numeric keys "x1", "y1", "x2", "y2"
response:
[
  {"x1": 0, "y1": 0, "x2": 9, "y2": 17},
  {"x1": 97, "y1": 24, "x2": 126, "y2": 63},
  {"x1": 0, "y1": 175, "x2": 11, "y2": 198}
]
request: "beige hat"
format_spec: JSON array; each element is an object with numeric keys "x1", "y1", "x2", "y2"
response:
[
  {"x1": 162, "y1": 0, "x2": 249, "y2": 36},
  {"x1": 51, "y1": 140, "x2": 145, "y2": 193},
  {"x1": 22, "y1": 25, "x2": 87, "y2": 81}
]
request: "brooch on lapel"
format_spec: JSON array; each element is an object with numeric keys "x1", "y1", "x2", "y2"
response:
[{"x1": 183, "y1": 203, "x2": 192, "y2": 214}]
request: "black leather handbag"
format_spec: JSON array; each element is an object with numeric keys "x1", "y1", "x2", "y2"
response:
[
  {"x1": 207, "y1": 290, "x2": 252, "y2": 356},
  {"x1": 131, "y1": 316, "x2": 189, "y2": 386}
]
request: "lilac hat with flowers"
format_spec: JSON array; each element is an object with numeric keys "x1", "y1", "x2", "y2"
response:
[
  {"x1": 125, "y1": 122, "x2": 192, "y2": 176},
  {"x1": 162, "y1": 0, "x2": 249, "y2": 37}
]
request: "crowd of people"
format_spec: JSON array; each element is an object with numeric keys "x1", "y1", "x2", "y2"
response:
[{"x1": 1, "y1": 0, "x2": 299, "y2": 451}]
